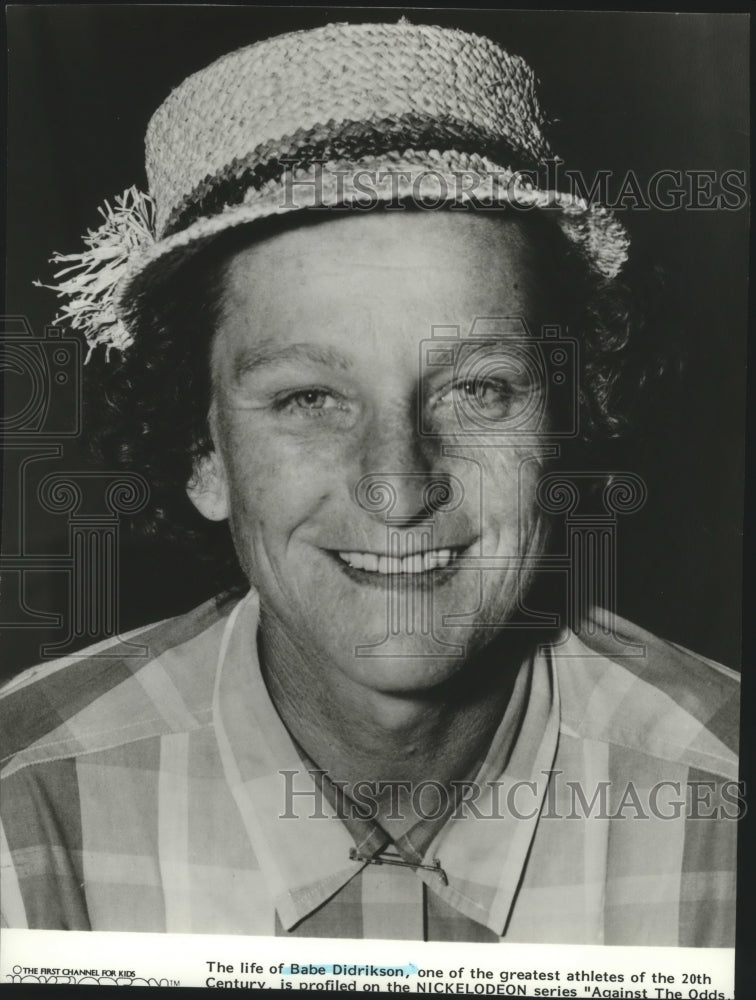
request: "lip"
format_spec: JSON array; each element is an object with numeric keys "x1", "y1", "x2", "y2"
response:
[{"x1": 326, "y1": 543, "x2": 474, "y2": 589}]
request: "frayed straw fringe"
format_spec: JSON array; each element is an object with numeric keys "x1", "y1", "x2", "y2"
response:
[{"x1": 34, "y1": 187, "x2": 156, "y2": 361}]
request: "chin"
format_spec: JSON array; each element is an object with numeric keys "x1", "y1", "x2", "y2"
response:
[
  {"x1": 336, "y1": 609, "x2": 509, "y2": 691},
  {"x1": 341, "y1": 648, "x2": 469, "y2": 696}
]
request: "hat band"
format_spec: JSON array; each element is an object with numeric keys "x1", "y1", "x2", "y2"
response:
[{"x1": 161, "y1": 112, "x2": 533, "y2": 237}]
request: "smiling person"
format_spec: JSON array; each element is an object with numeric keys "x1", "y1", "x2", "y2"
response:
[{"x1": 0, "y1": 21, "x2": 739, "y2": 944}]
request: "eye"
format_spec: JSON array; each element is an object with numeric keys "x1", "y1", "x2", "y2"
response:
[
  {"x1": 457, "y1": 378, "x2": 509, "y2": 405},
  {"x1": 449, "y1": 377, "x2": 515, "y2": 415},
  {"x1": 274, "y1": 387, "x2": 345, "y2": 416},
  {"x1": 427, "y1": 375, "x2": 518, "y2": 433},
  {"x1": 292, "y1": 389, "x2": 333, "y2": 410}
]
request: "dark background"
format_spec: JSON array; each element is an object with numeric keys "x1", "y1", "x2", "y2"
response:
[{"x1": 3, "y1": 5, "x2": 749, "y2": 679}]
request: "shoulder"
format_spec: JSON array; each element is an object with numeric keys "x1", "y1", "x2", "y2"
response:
[
  {"x1": 0, "y1": 593, "x2": 247, "y2": 778},
  {"x1": 553, "y1": 608, "x2": 740, "y2": 780}
]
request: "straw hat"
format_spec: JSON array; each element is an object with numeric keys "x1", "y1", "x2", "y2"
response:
[{"x1": 37, "y1": 20, "x2": 630, "y2": 358}]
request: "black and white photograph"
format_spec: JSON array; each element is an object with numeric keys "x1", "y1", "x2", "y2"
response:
[{"x1": 1, "y1": 4, "x2": 749, "y2": 992}]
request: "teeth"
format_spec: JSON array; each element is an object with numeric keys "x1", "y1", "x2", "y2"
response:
[{"x1": 338, "y1": 548, "x2": 456, "y2": 574}]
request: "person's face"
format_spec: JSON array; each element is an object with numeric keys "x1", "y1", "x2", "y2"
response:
[{"x1": 190, "y1": 210, "x2": 558, "y2": 695}]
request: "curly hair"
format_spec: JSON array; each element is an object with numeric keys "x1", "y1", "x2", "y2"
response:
[{"x1": 83, "y1": 205, "x2": 673, "y2": 596}]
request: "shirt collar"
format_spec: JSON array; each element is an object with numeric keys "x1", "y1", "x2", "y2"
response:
[
  {"x1": 296, "y1": 744, "x2": 466, "y2": 867},
  {"x1": 213, "y1": 590, "x2": 560, "y2": 935}
]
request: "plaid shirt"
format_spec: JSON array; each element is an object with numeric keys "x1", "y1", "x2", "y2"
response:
[{"x1": 0, "y1": 590, "x2": 739, "y2": 944}]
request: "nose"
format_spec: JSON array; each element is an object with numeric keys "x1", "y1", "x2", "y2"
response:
[{"x1": 355, "y1": 412, "x2": 455, "y2": 526}]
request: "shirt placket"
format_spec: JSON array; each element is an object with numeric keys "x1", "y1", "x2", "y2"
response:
[{"x1": 360, "y1": 861, "x2": 426, "y2": 940}]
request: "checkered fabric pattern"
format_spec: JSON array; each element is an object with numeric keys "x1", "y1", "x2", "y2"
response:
[{"x1": 0, "y1": 591, "x2": 739, "y2": 943}]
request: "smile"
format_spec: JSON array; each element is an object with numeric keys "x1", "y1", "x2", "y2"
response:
[{"x1": 336, "y1": 547, "x2": 460, "y2": 575}]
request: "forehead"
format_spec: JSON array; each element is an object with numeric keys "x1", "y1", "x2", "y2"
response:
[{"x1": 214, "y1": 211, "x2": 562, "y2": 366}]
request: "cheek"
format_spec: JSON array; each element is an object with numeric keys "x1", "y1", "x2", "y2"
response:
[
  {"x1": 218, "y1": 420, "x2": 334, "y2": 543},
  {"x1": 460, "y1": 444, "x2": 546, "y2": 530}
]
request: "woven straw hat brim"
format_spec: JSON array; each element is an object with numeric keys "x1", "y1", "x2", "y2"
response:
[{"x1": 117, "y1": 151, "x2": 629, "y2": 333}]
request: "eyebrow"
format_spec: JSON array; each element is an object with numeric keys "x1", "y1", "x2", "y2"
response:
[{"x1": 231, "y1": 341, "x2": 354, "y2": 382}]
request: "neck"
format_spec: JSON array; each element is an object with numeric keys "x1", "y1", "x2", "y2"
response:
[{"x1": 258, "y1": 607, "x2": 538, "y2": 792}]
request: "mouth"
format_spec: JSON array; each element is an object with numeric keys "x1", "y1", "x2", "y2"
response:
[
  {"x1": 337, "y1": 547, "x2": 459, "y2": 574},
  {"x1": 328, "y1": 544, "x2": 471, "y2": 588}
]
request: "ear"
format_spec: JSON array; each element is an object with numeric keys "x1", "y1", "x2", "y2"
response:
[{"x1": 186, "y1": 450, "x2": 230, "y2": 522}]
